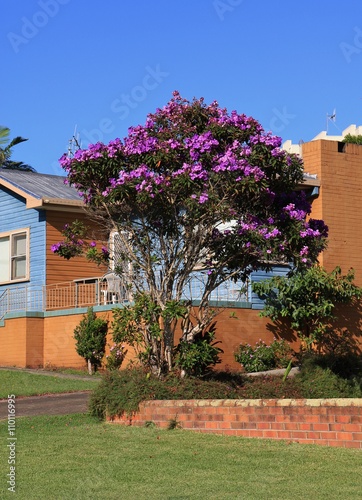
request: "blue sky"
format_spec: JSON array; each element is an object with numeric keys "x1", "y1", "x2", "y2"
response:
[{"x1": 1, "y1": 0, "x2": 362, "y2": 175}]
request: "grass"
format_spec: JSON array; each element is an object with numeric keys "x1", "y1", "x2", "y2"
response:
[
  {"x1": 0, "y1": 413, "x2": 361, "y2": 499},
  {"x1": 0, "y1": 370, "x2": 100, "y2": 399}
]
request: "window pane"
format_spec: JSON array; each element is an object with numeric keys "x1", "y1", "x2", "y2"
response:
[
  {"x1": 12, "y1": 256, "x2": 26, "y2": 279},
  {"x1": 0, "y1": 237, "x2": 10, "y2": 282},
  {"x1": 12, "y1": 233, "x2": 26, "y2": 256}
]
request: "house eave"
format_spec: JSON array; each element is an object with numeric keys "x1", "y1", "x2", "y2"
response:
[
  {"x1": 0, "y1": 173, "x2": 84, "y2": 211},
  {"x1": 295, "y1": 175, "x2": 321, "y2": 191},
  {"x1": 27, "y1": 197, "x2": 85, "y2": 211}
]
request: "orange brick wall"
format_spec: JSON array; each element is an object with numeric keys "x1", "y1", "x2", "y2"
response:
[
  {"x1": 0, "y1": 318, "x2": 27, "y2": 367},
  {"x1": 180, "y1": 307, "x2": 301, "y2": 370},
  {"x1": 108, "y1": 398, "x2": 362, "y2": 448},
  {"x1": 303, "y1": 140, "x2": 362, "y2": 283},
  {"x1": 25, "y1": 318, "x2": 44, "y2": 367},
  {"x1": 0, "y1": 307, "x2": 294, "y2": 370},
  {"x1": 0, "y1": 304, "x2": 359, "y2": 370},
  {"x1": 0, "y1": 317, "x2": 44, "y2": 368}
]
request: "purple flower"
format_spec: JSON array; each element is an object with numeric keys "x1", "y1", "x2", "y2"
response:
[
  {"x1": 198, "y1": 193, "x2": 208, "y2": 204},
  {"x1": 51, "y1": 243, "x2": 61, "y2": 253},
  {"x1": 90, "y1": 241, "x2": 97, "y2": 247}
]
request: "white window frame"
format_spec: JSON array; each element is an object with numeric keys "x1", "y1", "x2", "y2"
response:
[{"x1": 0, "y1": 228, "x2": 30, "y2": 284}]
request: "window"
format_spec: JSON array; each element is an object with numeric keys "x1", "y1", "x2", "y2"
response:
[
  {"x1": 0, "y1": 229, "x2": 29, "y2": 283},
  {"x1": 109, "y1": 230, "x2": 123, "y2": 271},
  {"x1": 109, "y1": 230, "x2": 132, "y2": 274}
]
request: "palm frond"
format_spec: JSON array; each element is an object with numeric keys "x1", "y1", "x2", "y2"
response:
[
  {"x1": 7, "y1": 136, "x2": 28, "y2": 149},
  {"x1": 0, "y1": 126, "x2": 10, "y2": 145}
]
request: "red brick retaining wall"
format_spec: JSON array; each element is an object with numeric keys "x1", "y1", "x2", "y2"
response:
[{"x1": 107, "y1": 398, "x2": 362, "y2": 448}]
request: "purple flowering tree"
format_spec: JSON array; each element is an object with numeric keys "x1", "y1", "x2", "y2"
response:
[{"x1": 58, "y1": 92, "x2": 327, "y2": 374}]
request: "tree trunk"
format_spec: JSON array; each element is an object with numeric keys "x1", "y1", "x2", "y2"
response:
[{"x1": 87, "y1": 359, "x2": 93, "y2": 375}]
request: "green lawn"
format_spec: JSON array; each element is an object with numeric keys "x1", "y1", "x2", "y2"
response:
[
  {"x1": 0, "y1": 370, "x2": 99, "y2": 398},
  {"x1": 0, "y1": 413, "x2": 361, "y2": 499}
]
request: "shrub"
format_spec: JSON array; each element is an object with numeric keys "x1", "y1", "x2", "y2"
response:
[
  {"x1": 174, "y1": 327, "x2": 223, "y2": 376},
  {"x1": 105, "y1": 343, "x2": 127, "y2": 371},
  {"x1": 238, "y1": 375, "x2": 302, "y2": 399},
  {"x1": 342, "y1": 133, "x2": 362, "y2": 145},
  {"x1": 73, "y1": 307, "x2": 108, "y2": 375},
  {"x1": 89, "y1": 368, "x2": 243, "y2": 420},
  {"x1": 234, "y1": 339, "x2": 293, "y2": 373},
  {"x1": 89, "y1": 357, "x2": 362, "y2": 421},
  {"x1": 296, "y1": 350, "x2": 362, "y2": 379},
  {"x1": 253, "y1": 266, "x2": 362, "y2": 349},
  {"x1": 297, "y1": 364, "x2": 362, "y2": 399}
]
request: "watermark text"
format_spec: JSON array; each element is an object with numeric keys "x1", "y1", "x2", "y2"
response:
[
  {"x1": 6, "y1": 395, "x2": 16, "y2": 493},
  {"x1": 340, "y1": 26, "x2": 362, "y2": 63},
  {"x1": 8, "y1": 0, "x2": 71, "y2": 54}
]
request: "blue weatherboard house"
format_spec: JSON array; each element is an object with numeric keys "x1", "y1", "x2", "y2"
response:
[
  {"x1": 0, "y1": 169, "x2": 319, "y2": 369},
  {"x1": 0, "y1": 169, "x2": 310, "y2": 318},
  {"x1": 0, "y1": 169, "x2": 106, "y2": 318}
]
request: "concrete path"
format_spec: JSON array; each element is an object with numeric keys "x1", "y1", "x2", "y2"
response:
[
  {"x1": 0, "y1": 392, "x2": 91, "y2": 419},
  {"x1": 0, "y1": 367, "x2": 96, "y2": 420}
]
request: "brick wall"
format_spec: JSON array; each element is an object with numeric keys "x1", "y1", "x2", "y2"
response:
[
  {"x1": 108, "y1": 398, "x2": 362, "y2": 448},
  {"x1": 0, "y1": 316, "x2": 44, "y2": 367},
  {"x1": 303, "y1": 140, "x2": 362, "y2": 283},
  {"x1": 0, "y1": 303, "x2": 359, "y2": 369},
  {"x1": 0, "y1": 306, "x2": 289, "y2": 370}
]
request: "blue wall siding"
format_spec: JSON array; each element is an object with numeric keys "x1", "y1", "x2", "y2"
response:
[
  {"x1": 250, "y1": 265, "x2": 290, "y2": 309},
  {"x1": 0, "y1": 187, "x2": 46, "y2": 291}
]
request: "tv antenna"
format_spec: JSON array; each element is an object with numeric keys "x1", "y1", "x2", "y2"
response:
[
  {"x1": 326, "y1": 109, "x2": 339, "y2": 134},
  {"x1": 67, "y1": 125, "x2": 82, "y2": 157}
]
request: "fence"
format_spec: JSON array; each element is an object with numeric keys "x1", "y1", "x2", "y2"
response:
[
  {"x1": 0, "y1": 275, "x2": 250, "y2": 319},
  {"x1": 0, "y1": 286, "x2": 44, "y2": 319}
]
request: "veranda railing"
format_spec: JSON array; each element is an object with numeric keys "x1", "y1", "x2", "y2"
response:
[{"x1": 0, "y1": 276, "x2": 249, "y2": 319}]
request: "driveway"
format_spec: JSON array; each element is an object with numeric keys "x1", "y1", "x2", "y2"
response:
[{"x1": 0, "y1": 391, "x2": 91, "y2": 420}]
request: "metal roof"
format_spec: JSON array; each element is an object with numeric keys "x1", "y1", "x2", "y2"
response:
[
  {"x1": 0, "y1": 170, "x2": 85, "y2": 211},
  {"x1": 0, "y1": 169, "x2": 81, "y2": 201}
]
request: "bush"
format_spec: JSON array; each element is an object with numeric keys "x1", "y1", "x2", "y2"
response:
[
  {"x1": 297, "y1": 350, "x2": 362, "y2": 379},
  {"x1": 89, "y1": 368, "x2": 243, "y2": 420},
  {"x1": 297, "y1": 365, "x2": 362, "y2": 399},
  {"x1": 89, "y1": 356, "x2": 362, "y2": 421},
  {"x1": 174, "y1": 327, "x2": 223, "y2": 376},
  {"x1": 73, "y1": 307, "x2": 108, "y2": 375},
  {"x1": 105, "y1": 343, "x2": 127, "y2": 371},
  {"x1": 234, "y1": 339, "x2": 293, "y2": 373},
  {"x1": 342, "y1": 133, "x2": 362, "y2": 145},
  {"x1": 237, "y1": 375, "x2": 303, "y2": 399}
]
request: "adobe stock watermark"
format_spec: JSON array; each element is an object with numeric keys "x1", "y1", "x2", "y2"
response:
[
  {"x1": 6, "y1": 395, "x2": 16, "y2": 493},
  {"x1": 213, "y1": 0, "x2": 244, "y2": 22},
  {"x1": 269, "y1": 106, "x2": 296, "y2": 134},
  {"x1": 7, "y1": 0, "x2": 71, "y2": 54},
  {"x1": 80, "y1": 64, "x2": 169, "y2": 145},
  {"x1": 340, "y1": 26, "x2": 362, "y2": 63}
]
